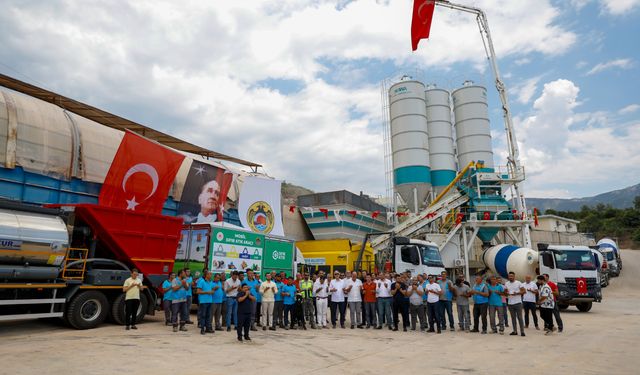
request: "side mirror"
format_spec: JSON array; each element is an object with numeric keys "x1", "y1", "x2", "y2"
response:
[
  {"x1": 541, "y1": 252, "x2": 555, "y2": 269},
  {"x1": 537, "y1": 243, "x2": 549, "y2": 251}
]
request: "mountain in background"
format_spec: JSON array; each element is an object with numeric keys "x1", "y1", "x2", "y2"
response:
[
  {"x1": 281, "y1": 181, "x2": 314, "y2": 205},
  {"x1": 526, "y1": 183, "x2": 640, "y2": 212}
]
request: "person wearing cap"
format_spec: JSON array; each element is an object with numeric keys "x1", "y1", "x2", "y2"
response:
[
  {"x1": 329, "y1": 270, "x2": 346, "y2": 328},
  {"x1": 537, "y1": 275, "x2": 556, "y2": 335},
  {"x1": 299, "y1": 273, "x2": 316, "y2": 329}
]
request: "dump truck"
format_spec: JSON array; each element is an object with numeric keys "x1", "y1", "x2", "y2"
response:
[{"x1": 0, "y1": 200, "x2": 182, "y2": 329}]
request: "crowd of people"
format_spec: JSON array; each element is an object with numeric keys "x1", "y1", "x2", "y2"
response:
[{"x1": 122, "y1": 267, "x2": 565, "y2": 341}]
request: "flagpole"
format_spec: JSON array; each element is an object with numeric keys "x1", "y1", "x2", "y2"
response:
[{"x1": 431, "y1": 0, "x2": 531, "y2": 248}]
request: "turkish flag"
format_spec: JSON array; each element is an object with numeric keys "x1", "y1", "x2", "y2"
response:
[
  {"x1": 411, "y1": 0, "x2": 436, "y2": 51},
  {"x1": 319, "y1": 208, "x2": 329, "y2": 219},
  {"x1": 289, "y1": 205, "x2": 296, "y2": 213},
  {"x1": 372, "y1": 210, "x2": 381, "y2": 219},
  {"x1": 576, "y1": 277, "x2": 588, "y2": 294},
  {"x1": 99, "y1": 131, "x2": 185, "y2": 214},
  {"x1": 347, "y1": 210, "x2": 357, "y2": 218}
]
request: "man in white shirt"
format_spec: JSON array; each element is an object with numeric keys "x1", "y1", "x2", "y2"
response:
[
  {"x1": 425, "y1": 275, "x2": 442, "y2": 334},
  {"x1": 376, "y1": 273, "x2": 393, "y2": 330},
  {"x1": 504, "y1": 272, "x2": 526, "y2": 337},
  {"x1": 258, "y1": 273, "x2": 278, "y2": 331},
  {"x1": 329, "y1": 271, "x2": 346, "y2": 328},
  {"x1": 314, "y1": 273, "x2": 329, "y2": 328},
  {"x1": 522, "y1": 275, "x2": 540, "y2": 330},
  {"x1": 344, "y1": 271, "x2": 364, "y2": 329},
  {"x1": 224, "y1": 271, "x2": 241, "y2": 331}
]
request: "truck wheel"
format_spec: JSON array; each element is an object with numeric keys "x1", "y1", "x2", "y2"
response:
[
  {"x1": 66, "y1": 291, "x2": 109, "y2": 329},
  {"x1": 557, "y1": 303, "x2": 569, "y2": 310},
  {"x1": 576, "y1": 302, "x2": 592, "y2": 312},
  {"x1": 111, "y1": 293, "x2": 148, "y2": 325}
]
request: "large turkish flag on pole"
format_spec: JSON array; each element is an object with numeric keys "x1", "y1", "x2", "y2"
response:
[
  {"x1": 99, "y1": 130, "x2": 185, "y2": 214},
  {"x1": 411, "y1": 0, "x2": 436, "y2": 51}
]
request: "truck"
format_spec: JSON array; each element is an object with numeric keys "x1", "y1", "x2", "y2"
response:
[
  {"x1": 176, "y1": 223, "x2": 296, "y2": 278},
  {"x1": 0, "y1": 200, "x2": 182, "y2": 329},
  {"x1": 295, "y1": 239, "x2": 375, "y2": 275},
  {"x1": 356, "y1": 233, "x2": 446, "y2": 277},
  {"x1": 482, "y1": 243, "x2": 602, "y2": 312}
]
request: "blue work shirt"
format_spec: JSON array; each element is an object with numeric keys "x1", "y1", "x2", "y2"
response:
[
  {"x1": 211, "y1": 281, "x2": 224, "y2": 303},
  {"x1": 242, "y1": 278, "x2": 261, "y2": 302},
  {"x1": 185, "y1": 276, "x2": 193, "y2": 297},
  {"x1": 421, "y1": 281, "x2": 429, "y2": 301},
  {"x1": 274, "y1": 281, "x2": 284, "y2": 302},
  {"x1": 438, "y1": 279, "x2": 453, "y2": 301},
  {"x1": 282, "y1": 284, "x2": 297, "y2": 305},
  {"x1": 487, "y1": 284, "x2": 504, "y2": 306},
  {"x1": 196, "y1": 278, "x2": 215, "y2": 304},
  {"x1": 472, "y1": 282, "x2": 489, "y2": 304},
  {"x1": 162, "y1": 279, "x2": 173, "y2": 301},
  {"x1": 172, "y1": 278, "x2": 187, "y2": 301}
]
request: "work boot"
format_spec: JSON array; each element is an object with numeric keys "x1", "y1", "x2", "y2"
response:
[
  {"x1": 205, "y1": 328, "x2": 215, "y2": 333},
  {"x1": 180, "y1": 325, "x2": 188, "y2": 332},
  {"x1": 200, "y1": 328, "x2": 205, "y2": 335},
  {"x1": 269, "y1": 326, "x2": 276, "y2": 331},
  {"x1": 131, "y1": 326, "x2": 137, "y2": 330},
  {"x1": 173, "y1": 325, "x2": 178, "y2": 332}
]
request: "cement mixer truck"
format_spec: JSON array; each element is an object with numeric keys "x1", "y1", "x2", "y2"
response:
[
  {"x1": 0, "y1": 200, "x2": 182, "y2": 329},
  {"x1": 482, "y1": 243, "x2": 602, "y2": 312}
]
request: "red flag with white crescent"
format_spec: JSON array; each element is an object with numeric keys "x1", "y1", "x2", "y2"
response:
[
  {"x1": 411, "y1": 0, "x2": 436, "y2": 51},
  {"x1": 576, "y1": 277, "x2": 588, "y2": 294},
  {"x1": 99, "y1": 131, "x2": 185, "y2": 214}
]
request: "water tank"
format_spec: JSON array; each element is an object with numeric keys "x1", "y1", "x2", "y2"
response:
[
  {"x1": 389, "y1": 80, "x2": 431, "y2": 213},
  {"x1": 597, "y1": 238, "x2": 619, "y2": 257},
  {"x1": 425, "y1": 86, "x2": 456, "y2": 195},
  {"x1": 452, "y1": 82, "x2": 494, "y2": 170},
  {"x1": 482, "y1": 244, "x2": 537, "y2": 278},
  {"x1": 0, "y1": 209, "x2": 69, "y2": 273}
]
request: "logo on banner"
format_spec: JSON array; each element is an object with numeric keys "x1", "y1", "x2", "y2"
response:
[
  {"x1": 216, "y1": 231, "x2": 224, "y2": 241},
  {"x1": 247, "y1": 201, "x2": 275, "y2": 234}
]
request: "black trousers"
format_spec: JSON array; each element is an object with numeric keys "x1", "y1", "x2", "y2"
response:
[
  {"x1": 523, "y1": 301, "x2": 539, "y2": 327},
  {"x1": 237, "y1": 313, "x2": 251, "y2": 339},
  {"x1": 330, "y1": 301, "x2": 346, "y2": 326},
  {"x1": 552, "y1": 303, "x2": 564, "y2": 330},
  {"x1": 125, "y1": 298, "x2": 140, "y2": 327},
  {"x1": 473, "y1": 303, "x2": 488, "y2": 332},
  {"x1": 392, "y1": 300, "x2": 409, "y2": 329},
  {"x1": 540, "y1": 307, "x2": 554, "y2": 330},
  {"x1": 426, "y1": 302, "x2": 441, "y2": 331}
]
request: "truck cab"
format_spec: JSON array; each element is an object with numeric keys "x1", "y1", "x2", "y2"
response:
[
  {"x1": 538, "y1": 244, "x2": 602, "y2": 312},
  {"x1": 392, "y1": 237, "x2": 445, "y2": 277}
]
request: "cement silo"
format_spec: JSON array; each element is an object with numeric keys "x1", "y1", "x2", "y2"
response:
[
  {"x1": 452, "y1": 81, "x2": 494, "y2": 170},
  {"x1": 425, "y1": 85, "x2": 456, "y2": 195},
  {"x1": 389, "y1": 79, "x2": 431, "y2": 213}
]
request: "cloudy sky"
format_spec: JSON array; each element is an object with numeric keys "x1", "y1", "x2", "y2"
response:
[{"x1": 1, "y1": 0, "x2": 639, "y2": 200}]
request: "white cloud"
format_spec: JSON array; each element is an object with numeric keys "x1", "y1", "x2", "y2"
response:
[
  {"x1": 0, "y1": 0, "x2": 578, "y2": 195},
  {"x1": 619, "y1": 104, "x2": 640, "y2": 115},
  {"x1": 510, "y1": 76, "x2": 542, "y2": 104},
  {"x1": 602, "y1": 0, "x2": 640, "y2": 14},
  {"x1": 586, "y1": 58, "x2": 634, "y2": 75},
  {"x1": 514, "y1": 79, "x2": 640, "y2": 198}
]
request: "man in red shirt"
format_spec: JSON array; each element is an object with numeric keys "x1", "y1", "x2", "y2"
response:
[
  {"x1": 543, "y1": 274, "x2": 564, "y2": 333},
  {"x1": 294, "y1": 273, "x2": 302, "y2": 291},
  {"x1": 362, "y1": 274, "x2": 377, "y2": 328}
]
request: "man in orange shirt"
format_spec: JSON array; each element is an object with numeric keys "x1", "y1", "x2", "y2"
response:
[{"x1": 362, "y1": 274, "x2": 377, "y2": 329}]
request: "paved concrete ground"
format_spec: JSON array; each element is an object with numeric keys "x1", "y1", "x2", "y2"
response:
[{"x1": 2, "y1": 250, "x2": 639, "y2": 375}]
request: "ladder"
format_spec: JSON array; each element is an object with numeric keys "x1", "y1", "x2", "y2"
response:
[
  {"x1": 61, "y1": 248, "x2": 89, "y2": 281},
  {"x1": 371, "y1": 190, "x2": 469, "y2": 251}
]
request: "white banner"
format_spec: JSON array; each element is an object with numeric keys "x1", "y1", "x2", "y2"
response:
[{"x1": 238, "y1": 177, "x2": 284, "y2": 236}]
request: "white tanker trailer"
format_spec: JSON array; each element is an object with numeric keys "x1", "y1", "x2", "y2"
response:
[{"x1": 482, "y1": 243, "x2": 602, "y2": 312}]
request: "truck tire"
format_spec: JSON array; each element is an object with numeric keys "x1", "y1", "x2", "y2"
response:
[
  {"x1": 66, "y1": 291, "x2": 109, "y2": 329},
  {"x1": 111, "y1": 293, "x2": 149, "y2": 325},
  {"x1": 557, "y1": 303, "x2": 569, "y2": 310},
  {"x1": 576, "y1": 302, "x2": 592, "y2": 312}
]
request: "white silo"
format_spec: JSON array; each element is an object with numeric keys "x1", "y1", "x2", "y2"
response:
[
  {"x1": 389, "y1": 79, "x2": 431, "y2": 213},
  {"x1": 425, "y1": 85, "x2": 456, "y2": 195},
  {"x1": 452, "y1": 81, "x2": 494, "y2": 170}
]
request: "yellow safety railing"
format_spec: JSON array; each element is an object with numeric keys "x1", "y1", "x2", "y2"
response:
[
  {"x1": 429, "y1": 161, "x2": 476, "y2": 208},
  {"x1": 61, "y1": 248, "x2": 89, "y2": 281}
]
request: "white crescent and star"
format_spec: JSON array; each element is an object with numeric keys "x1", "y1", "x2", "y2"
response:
[
  {"x1": 121, "y1": 163, "x2": 160, "y2": 210},
  {"x1": 417, "y1": 0, "x2": 435, "y2": 24}
]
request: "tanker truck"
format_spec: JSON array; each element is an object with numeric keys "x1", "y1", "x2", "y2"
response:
[
  {"x1": 0, "y1": 200, "x2": 182, "y2": 329},
  {"x1": 482, "y1": 243, "x2": 602, "y2": 312}
]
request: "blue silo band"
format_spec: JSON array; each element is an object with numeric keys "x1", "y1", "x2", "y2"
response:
[
  {"x1": 495, "y1": 245, "x2": 519, "y2": 278},
  {"x1": 431, "y1": 169, "x2": 457, "y2": 187},
  {"x1": 394, "y1": 166, "x2": 431, "y2": 185}
]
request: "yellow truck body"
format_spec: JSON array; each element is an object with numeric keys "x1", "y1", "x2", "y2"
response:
[{"x1": 296, "y1": 239, "x2": 375, "y2": 274}]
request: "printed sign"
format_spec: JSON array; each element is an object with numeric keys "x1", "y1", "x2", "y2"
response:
[
  {"x1": 210, "y1": 228, "x2": 264, "y2": 275},
  {"x1": 305, "y1": 257, "x2": 326, "y2": 266},
  {"x1": 262, "y1": 239, "x2": 294, "y2": 271}
]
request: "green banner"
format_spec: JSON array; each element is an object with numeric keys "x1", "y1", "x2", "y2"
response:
[
  {"x1": 210, "y1": 227, "x2": 265, "y2": 275},
  {"x1": 263, "y1": 238, "x2": 294, "y2": 271}
]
